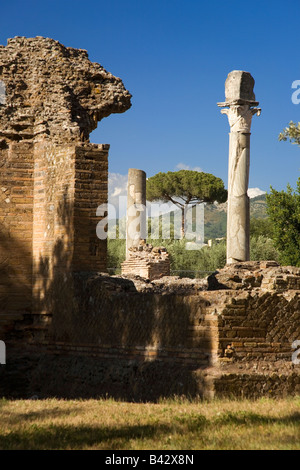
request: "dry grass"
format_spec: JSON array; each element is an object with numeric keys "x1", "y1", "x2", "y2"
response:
[{"x1": 0, "y1": 396, "x2": 299, "y2": 450}]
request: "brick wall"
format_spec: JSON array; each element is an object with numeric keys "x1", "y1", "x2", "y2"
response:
[
  {"x1": 0, "y1": 142, "x2": 34, "y2": 327},
  {"x1": 42, "y1": 269, "x2": 300, "y2": 371},
  {"x1": 73, "y1": 144, "x2": 108, "y2": 272},
  {"x1": 0, "y1": 36, "x2": 130, "y2": 341},
  {"x1": 0, "y1": 141, "x2": 109, "y2": 340},
  {"x1": 46, "y1": 275, "x2": 218, "y2": 369},
  {"x1": 1, "y1": 264, "x2": 300, "y2": 400},
  {"x1": 215, "y1": 290, "x2": 300, "y2": 363},
  {"x1": 32, "y1": 142, "x2": 108, "y2": 313},
  {"x1": 121, "y1": 244, "x2": 171, "y2": 280}
]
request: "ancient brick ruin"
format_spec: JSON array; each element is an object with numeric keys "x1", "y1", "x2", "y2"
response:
[
  {"x1": 1, "y1": 260, "x2": 299, "y2": 400},
  {"x1": 0, "y1": 37, "x2": 299, "y2": 401},
  {"x1": 121, "y1": 241, "x2": 171, "y2": 280},
  {"x1": 0, "y1": 36, "x2": 131, "y2": 325}
]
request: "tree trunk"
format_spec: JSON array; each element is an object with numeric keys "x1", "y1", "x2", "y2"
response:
[{"x1": 181, "y1": 207, "x2": 185, "y2": 238}]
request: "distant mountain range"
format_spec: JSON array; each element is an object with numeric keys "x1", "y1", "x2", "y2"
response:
[
  {"x1": 108, "y1": 194, "x2": 268, "y2": 241},
  {"x1": 205, "y1": 194, "x2": 268, "y2": 240}
]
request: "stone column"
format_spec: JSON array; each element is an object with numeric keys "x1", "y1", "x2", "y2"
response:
[
  {"x1": 218, "y1": 71, "x2": 261, "y2": 264},
  {"x1": 126, "y1": 168, "x2": 147, "y2": 259}
]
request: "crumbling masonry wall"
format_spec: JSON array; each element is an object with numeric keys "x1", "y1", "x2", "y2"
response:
[
  {"x1": 44, "y1": 262, "x2": 300, "y2": 400},
  {"x1": 0, "y1": 37, "x2": 131, "y2": 334},
  {"x1": 1, "y1": 262, "x2": 299, "y2": 400},
  {"x1": 121, "y1": 242, "x2": 171, "y2": 280},
  {"x1": 0, "y1": 37, "x2": 299, "y2": 401}
]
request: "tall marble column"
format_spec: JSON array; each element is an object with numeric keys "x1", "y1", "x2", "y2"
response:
[
  {"x1": 126, "y1": 168, "x2": 147, "y2": 259},
  {"x1": 218, "y1": 71, "x2": 261, "y2": 264}
]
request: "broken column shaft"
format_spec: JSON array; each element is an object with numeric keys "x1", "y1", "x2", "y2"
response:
[
  {"x1": 218, "y1": 70, "x2": 261, "y2": 264},
  {"x1": 126, "y1": 168, "x2": 147, "y2": 258}
]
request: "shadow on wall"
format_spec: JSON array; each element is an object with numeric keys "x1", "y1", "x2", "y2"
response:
[
  {"x1": 33, "y1": 185, "x2": 74, "y2": 324},
  {"x1": 0, "y1": 185, "x2": 75, "y2": 342},
  {"x1": 0, "y1": 229, "x2": 33, "y2": 332},
  {"x1": 29, "y1": 352, "x2": 213, "y2": 402},
  {"x1": 0, "y1": 186, "x2": 33, "y2": 339},
  {"x1": 1, "y1": 189, "x2": 216, "y2": 401}
]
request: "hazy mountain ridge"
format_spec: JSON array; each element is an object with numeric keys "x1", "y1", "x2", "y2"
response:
[
  {"x1": 108, "y1": 194, "x2": 268, "y2": 241},
  {"x1": 205, "y1": 194, "x2": 267, "y2": 239}
]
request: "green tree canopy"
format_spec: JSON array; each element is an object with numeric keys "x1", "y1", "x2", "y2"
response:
[
  {"x1": 266, "y1": 180, "x2": 300, "y2": 266},
  {"x1": 267, "y1": 120, "x2": 300, "y2": 266},
  {"x1": 250, "y1": 217, "x2": 274, "y2": 239},
  {"x1": 146, "y1": 170, "x2": 227, "y2": 237},
  {"x1": 279, "y1": 121, "x2": 300, "y2": 146}
]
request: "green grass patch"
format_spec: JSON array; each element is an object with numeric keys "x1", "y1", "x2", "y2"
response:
[{"x1": 0, "y1": 396, "x2": 299, "y2": 450}]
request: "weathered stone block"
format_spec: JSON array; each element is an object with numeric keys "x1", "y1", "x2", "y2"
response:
[{"x1": 224, "y1": 70, "x2": 257, "y2": 105}]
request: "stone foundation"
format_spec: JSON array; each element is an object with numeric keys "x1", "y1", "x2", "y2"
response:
[
  {"x1": 0, "y1": 262, "x2": 299, "y2": 400},
  {"x1": 121, "y1": 243, "x2": 170, "y2": 280}
]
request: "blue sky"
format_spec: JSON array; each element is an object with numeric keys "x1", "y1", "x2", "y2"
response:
[{"x1": 0, "y1": 0, "x2": 299, "y2": 195}]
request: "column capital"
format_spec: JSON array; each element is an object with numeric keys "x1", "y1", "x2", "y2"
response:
[{"x1": 218, "y1": 103, "x2": 261, "y2": 132}]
